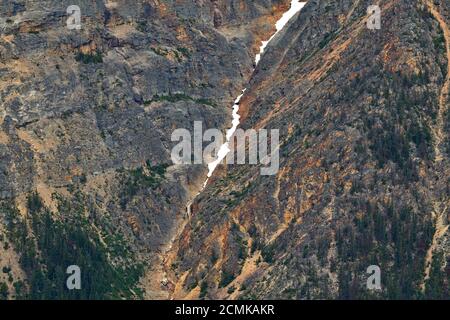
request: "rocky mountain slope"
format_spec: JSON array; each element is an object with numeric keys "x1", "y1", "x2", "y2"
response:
[
  {"x1": 0, "y1": 0, "x2": 292, "y2": 299},
  {"x1": 167, "y1": 0, "x2": 450, "y2": 299},
  {"x1": 0, "y1": 0, "x2": 448, "y2": 300}
]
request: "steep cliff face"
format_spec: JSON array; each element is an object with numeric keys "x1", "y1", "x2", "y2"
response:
[
  {"x1": 0, "y1": 0, "x2": 291, "y2": 299},
  {"x1": 168, "y1": 0, "x2": 449, "y2": 299},
  {"x1": 1, "y1": 0, "x2": 448, "y2": 301}
]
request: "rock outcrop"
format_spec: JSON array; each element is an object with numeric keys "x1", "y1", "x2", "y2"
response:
[
  {"x1": 1, "y1": 0, "x2": 448, "y2": 300},
  {"x1": 168, "y1": 0, "x2": 450, "y2": 300},
  {"x1": 0, "y1": 0, "x2": 291, "y2": 299}
]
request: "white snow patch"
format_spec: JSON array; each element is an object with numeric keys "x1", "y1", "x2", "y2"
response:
[{"x1": 204, "y1": 0, "x2": 306, "y2": 186}]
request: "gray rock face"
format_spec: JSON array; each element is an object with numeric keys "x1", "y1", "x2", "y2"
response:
[
  {"x1": 168, "y1": 0, "x2": 450, "y2": 300},
  {"x1": 0, "y1": 0, "x2": 292, "y2": 298}
]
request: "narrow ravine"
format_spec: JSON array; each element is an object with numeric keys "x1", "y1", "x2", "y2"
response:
[
  {"x1": 183, "y1": 1, "x2": 307, "y2": 216},
  {"x1": 184, "y1": 0, "x2": 306, "y2": 218},
  {"x1": 422, "y1": 202, "x2": 449, "y2": 291},
  {"x1": 421, "y1": 0, "x2": 450, "y2": 292},
  {"x1": 155, "y1": 1, "x2": 306, "y2": 298},
  {"x1": 205, "y1": 0, "x2": 307, "y2": 185},
  {"x1": 424, "y1": 0, "x2": 450, "y2": 164}
]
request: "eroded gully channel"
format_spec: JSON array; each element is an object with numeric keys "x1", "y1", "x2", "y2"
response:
[
  {"x1": 146, "y1": 1, "x2": 306, "y2": 299},
  {"x1": 194, "y1": 0, "x2": 306, "y2": 213}
]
